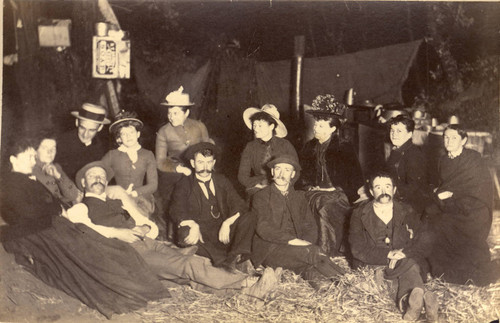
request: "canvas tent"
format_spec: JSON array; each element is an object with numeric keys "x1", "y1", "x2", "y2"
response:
[{"x1": 255, "y1": 39, "x2": 424, "y2": 116}]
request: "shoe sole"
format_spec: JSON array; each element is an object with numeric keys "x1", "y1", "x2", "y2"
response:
[
  {"x1": 424, "y1": 291, "x2": 439, "y2": 322},
  {"x1": 403, "y1": 287, "x2": 424, "y2": 321}
]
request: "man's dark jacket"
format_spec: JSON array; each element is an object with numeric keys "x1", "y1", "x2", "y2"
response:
[
  {"x1": 251, "y1": 184, "x2": 318, "y2": 266},
  {"x1": 300, "y1": 135, "x2": 363, "y2": 203},
  {"x1": 349, "y1": 200, "x2": 432, "y2": 269}
]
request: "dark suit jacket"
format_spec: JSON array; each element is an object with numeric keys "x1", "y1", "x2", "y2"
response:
[
  {"x1": 251, "y1": 184, "x2": 318, "y2": 266},
  {"x1": 349, "y1": 200, "x2": 431, "y2": 268},
  {"x1": 386, "y1": 140, "x2": 431, "y2": 213},
  {"x1": 170, "y1": 173, "x2": 247, "y2": 236},
  {"x1": 300, "y1": 135, "x2": 363, "y2": 203}
]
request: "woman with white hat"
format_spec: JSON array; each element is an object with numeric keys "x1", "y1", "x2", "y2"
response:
[
  {"x1": 238, "y1": 104, "x2": 299, "y2": 198},
  {"x1": 101, "y1": 110, "x2": 157, "y2": 216},
  {"x1": 155, "y1": 86, "x2": 213, "y2": 211}
]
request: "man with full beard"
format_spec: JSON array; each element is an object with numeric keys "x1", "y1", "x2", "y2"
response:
[
  {"x1": 170, "y1": 142, "x2": 255, "y2": 273},
  {"x1": 349, "y1": 171, "x2": 438, "y2": 322}
]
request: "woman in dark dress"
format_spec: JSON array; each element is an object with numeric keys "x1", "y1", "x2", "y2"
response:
[
  {"x1": 0, "y1": 138, "x2": 169, "y2": 318},
  {"x1": 425, "y1": 125, "x2": 498, "y2": 285}
]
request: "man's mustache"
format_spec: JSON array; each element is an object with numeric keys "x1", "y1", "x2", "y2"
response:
[
  {"x1": 91, "y1": 182, "x2": 105, "y2": 188},
  {"x1": 196, "y1": 169, "x2": 213, "y2": 174},
  {"x1": 376, "y1": 193, "x2": 392, "y2": 202}
]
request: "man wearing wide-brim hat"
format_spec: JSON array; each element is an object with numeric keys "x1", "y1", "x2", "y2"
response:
[
  {"x1": 55, "y1": 102, "x2": 111, "y2": 181},
  {"x1": 170, "y1": 142, "x2": 256, "y2": 273},
  {"x1": 155, "y1": 86, "x2": 214, "y2": 213},
  {"x1": 238, "y1": 104, "x2": 299, "y2": 199},
  {"x1": 250, "y1": 154, "x2": 346, "y2": 285}
]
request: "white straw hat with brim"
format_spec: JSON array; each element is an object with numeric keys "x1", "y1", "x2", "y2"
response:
[
  {"x1": 160, "y1": 86, "x2": 194, "y2": 107},
  {"x1": 243, "y1": 104, "x2": 288, "y2": 138},
  {"x1": 71, "y1": 103, "x2": 111, "y2": 125}
]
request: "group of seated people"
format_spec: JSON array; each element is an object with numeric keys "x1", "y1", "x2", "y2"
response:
[{"x1": 1, "y1": 87, "x2": 498, "y2": 321}]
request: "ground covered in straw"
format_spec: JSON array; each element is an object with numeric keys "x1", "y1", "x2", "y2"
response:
[{"x1": 1, "y1": 245, "x2": 498, "y2": 323}]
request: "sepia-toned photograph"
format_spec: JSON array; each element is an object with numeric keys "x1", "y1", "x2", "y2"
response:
[{"x1": 1, "y1": 0, "x2": 499, "y2": 322}]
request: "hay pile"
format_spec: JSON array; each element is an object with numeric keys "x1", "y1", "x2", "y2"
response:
[{"x1": 128, "y1": 258, "x2": 499, "y2": 323}]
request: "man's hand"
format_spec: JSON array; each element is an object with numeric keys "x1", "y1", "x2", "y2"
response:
[
  {"x1": 437, "y1": 191, "x2": 453, "y2": 200},
  {"x1": 106, "y1": 185, "x2": 129, "y2": 201},
  {"x1": 179, "y1": 220, "x2": 204, "y2": 245},
  {"x1": 218, "y1": 213, "x2": 240, "y2": 244},
  {"x1": 387, "y1": 249, "x2": 406, "y2": 269},
  {"x1": 288, "y1": 238, "x2": 312, "y2": 246},
  {"x1": 43, "y1": 163, "x2": 61, "y2": 180},
  {"x1": 176, "y1": 165, "x2": 192, "y2": 176}
]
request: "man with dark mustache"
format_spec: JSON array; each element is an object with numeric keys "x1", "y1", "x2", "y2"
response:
[
  {"x1": 250, "y1": 155, "x2": 346, "y2": 285},
  {"x1": 349, "y1": 171, "x2": 438, "y2": 322},
  {"x1": 170, "y1": 142, "x2": 255, "y2": 273}
]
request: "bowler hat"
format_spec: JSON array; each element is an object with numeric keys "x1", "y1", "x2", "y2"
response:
[
  {"x1": 160, "y1": 86, "x2": 194, "y2": 107},
  {"x1": 75, "y1": 161, "x2": 114, "y2": 191},
  {"x1": 71, "y1": 103, "x2": 111, "y2": 125},
  {"x1": 266, "y1": 155, "x2": 301, "y2": 171},
  {"x1": 109, "y1": 110, "x2": 144, "y2": 134},
  {"x1": 184, "y1": 142, "x2": 218, "y2": 161}
]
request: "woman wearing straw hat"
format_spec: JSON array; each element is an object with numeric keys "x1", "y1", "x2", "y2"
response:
[
  {"x1": 101, "y1": 110, "x2": 157, "y2": 216},
  {"x1": 238, "y1": 104, "x2": 299, "y2": 199},
  {"x1": 155, "y1": 86, "x2": 213, "y2": 220}
]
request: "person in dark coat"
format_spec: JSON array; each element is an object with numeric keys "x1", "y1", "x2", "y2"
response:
[
  {"x1": 55, "y1": 103, "x2": 110, "y2": 181},
  {"x1": 386, "y1": 115, "x2": 431, "y2": 214},
  {"x1": 299, "y1": 96, "x2": 363, "y2": 256},
  {"x1": 349, "y1": 171, "x2": 438, "y2": 322},
  {"x1": 1, "y1": 138, "x2": 169, "y2": 319},
  {"x1": 170, "y1": 142, "x2": 255, "y2": 272},
  {"x1": 425, "y1": 125, "x2": 499, "y2": 286},
  {"x1": 238, "y1": 104, "x2": 299, "y2": 199},
  {"x1": 251, "y1": 155, "x2": 345, "y2": 283}
]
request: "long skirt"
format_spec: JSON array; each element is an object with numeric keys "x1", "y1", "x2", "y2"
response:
[{"x1": 3, "y1": 216, "x2": 169, "y2": 319}]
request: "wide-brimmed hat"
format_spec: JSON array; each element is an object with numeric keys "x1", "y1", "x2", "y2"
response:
[
  {"x1": 109, "y1": 110, "x2": 144, "y2": 133},
  {"x1": 266, "y1": 154, "x2": 301, "y2": 171},
  {"x1": 243, "y1": 104, "x2": 287, "y2": 138},
  {"x1": 71, "y1": 103, "x2": 111, "y2": 125},
  {"x1": 160, "y1": 86, "x2": 194, "y2": 107},
  {"x1": 184, "y1": 142, "x2": 218, "y2": 161},
  {"x1": 306, "y1": 94, "x2": 346, "y2": 119},
  {"x1": 75, "y1": 161, "x2": 114, "y2": 191}
]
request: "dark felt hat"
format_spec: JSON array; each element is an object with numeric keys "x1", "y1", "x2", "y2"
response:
[
  {"x1": 184, "y1": 142, "x2": 218, "y2": 161},
  {"x1": 75, "y1": 161, "x2": 114, "y2": 191},
  {"x1": 266, "y1": 154, "x2": 301, "y2": 171}
]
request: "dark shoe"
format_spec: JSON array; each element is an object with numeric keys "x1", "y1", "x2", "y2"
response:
[
  {"x1": 423, "y1": 291, "x2": 439, "y2": 322},
  {"x1": 403, "y1": 287, "x2": 424, "y2": 321},
  {"x1": 215, "y1": 255, "x2": 239, "y2": 274},
  {"x1": 236, "y1": 259, "x2": 257, "y2": 275}
]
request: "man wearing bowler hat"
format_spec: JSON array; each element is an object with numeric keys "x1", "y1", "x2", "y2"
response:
[
  {"x1": 56, "y1": 103, "x2": 110, "y2": 181},
  {"x1": 250, "y1": 154, "x2": 345, "y2": 284},
  {"x1": 170, "y1": 142, "x2": 255, "y2": 273}
]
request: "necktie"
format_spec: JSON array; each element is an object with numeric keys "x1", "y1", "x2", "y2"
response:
[{"x1": 199, "y1": 180, "x2": 220, "y2": 219}]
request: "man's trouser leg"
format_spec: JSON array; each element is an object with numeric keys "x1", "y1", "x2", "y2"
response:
[{"x1": 132, "y1": 239, "x2": 247, "y2": 290}]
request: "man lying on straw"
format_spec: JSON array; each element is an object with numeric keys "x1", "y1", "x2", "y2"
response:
[
  {"x1": 71, "y1": 161, "x2": 280, "y2": 299},
  {"x1": 349, "y1": 171, "x2": 439, "y2": 322}
]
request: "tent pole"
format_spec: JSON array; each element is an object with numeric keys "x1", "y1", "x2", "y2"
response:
[{"x1": 291, "y1": 35, "x2": 305, "y2": 144}]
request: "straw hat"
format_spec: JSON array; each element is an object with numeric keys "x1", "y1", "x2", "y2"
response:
[
  {"x1": 160, "y1": 86, "x2": 194, "y2": 107},
  {"x1": 71, "y1": 103, "x2": 111, "y2": 125},
  {"x1": 109, "y1": 110, "x2": 144, "y2": 133},
  {"x1": 243, "y1": 104, "x2": 287, "y2": 138}
]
